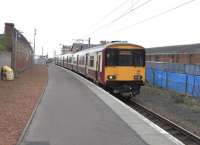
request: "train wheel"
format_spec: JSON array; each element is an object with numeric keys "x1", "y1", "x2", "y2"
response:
[{"x1": 121, "y1": 92, "x2": 133, "y2": 100}]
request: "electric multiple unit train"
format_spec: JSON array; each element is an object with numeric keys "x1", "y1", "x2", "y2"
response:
[{"x1": 55, "y1": 42, "x2": 145, "y2": 99}]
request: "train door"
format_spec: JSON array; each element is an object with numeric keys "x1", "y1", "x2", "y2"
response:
[
  {"x1": 71, "y1": 56, "x2": 73, "y2": 70},
  {"x1": 77, "y1": 55, "x2": 79, "y2": 72},
  {"x1": 63, "y1": 56, "x2": 64, "y2": 67},
  {"x1": 85, "y1": 53, "x2": 89, "y2": 76},
  {"x1": 97, "y1": 52, "x2": 102, "y2": 82},
  {"x1": 66, "y1": 56, "x2": 68, "y2": 68},
  {"x1": 95, "y1": 52, "x2": 99, "y2": 81}
]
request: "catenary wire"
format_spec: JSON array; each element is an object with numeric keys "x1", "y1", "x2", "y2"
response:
[
  {"x1": 90, "y1": 0, "x2": 130, "y2": 28},
  {"x1": 117, "y1": 0, "x2": 196, "y2": 32},
  {"x1": 91, "y1": 0, "x2": 152, "y2": 34}
]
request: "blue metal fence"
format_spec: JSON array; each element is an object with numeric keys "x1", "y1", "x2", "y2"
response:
[
  {"x1": 146, "y1": 62, "x2": 200, "y2": 75},
  {"x1": 146, "y1": 62, "x2": 200, "y2": 98}
]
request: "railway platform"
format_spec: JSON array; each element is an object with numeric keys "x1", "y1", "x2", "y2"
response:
[{"x1": 20, "y1": 64, "x2": 184, "y2": 145}]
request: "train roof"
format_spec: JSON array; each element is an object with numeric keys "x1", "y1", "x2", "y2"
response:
[
  {"x1": 60, "y1": 42, "x2": 143, "y2": 57},
  {"x1": 146, "y1": 43, "x2": 200, "y2": 54},
  {"x1": 105, "y1": 42, "x2": 143, "y2": 48}
]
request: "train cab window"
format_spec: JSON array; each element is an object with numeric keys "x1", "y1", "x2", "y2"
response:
[
  {"x1": 106, "y1": 50, "x2": 118, "y2": 66},
  {"x1": 118, "y1": 51, "x2": 133, "y2": 66},
  {"x1": 89, "y1": 56, "x2": 94, "y2": 67},
  {"x1": 106, "y1": 49, "x2": 145, "y2": 66}
]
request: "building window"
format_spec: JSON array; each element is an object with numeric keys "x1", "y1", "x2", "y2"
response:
[
  {"x1": 155, "y1": 55, "x2": 159, "y2": 61},
  {"x1": 145, "y1": 55, "x2": 149, "y2": 61},
  {"x1": 176, "y1": 54, "x2": 179, "y2": 63},
  {"x1": 171, "y1": 55, "x2": 175, "y2": 63},
  {"x1": 189, "y1": 54, "x2": 192, "y2": 64}
]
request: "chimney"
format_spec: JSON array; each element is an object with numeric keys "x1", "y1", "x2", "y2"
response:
[{"x1": 4, "y1": 23, "x2": 15, "y2": 52}]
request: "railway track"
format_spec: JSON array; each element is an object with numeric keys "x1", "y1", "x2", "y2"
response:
[{"x1": 119, "y1": 98, "x2": 200, "y2": 145}]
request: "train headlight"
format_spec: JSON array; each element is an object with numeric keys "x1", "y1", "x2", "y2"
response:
[
  {"x1": 107, "y1": 75, "x2": 116, "y2": 80},
  {"x1": 134, "y1": 75, "x2": 142, "y2": 80}
]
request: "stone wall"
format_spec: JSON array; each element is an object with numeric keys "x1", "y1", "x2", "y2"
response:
[{"x1": 4, "y1": 23, "x2": 33, "y2": 74}]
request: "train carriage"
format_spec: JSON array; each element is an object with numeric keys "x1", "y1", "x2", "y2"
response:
[{"x1": 57, "y1": 42, "x2": 145, "y2": 99}]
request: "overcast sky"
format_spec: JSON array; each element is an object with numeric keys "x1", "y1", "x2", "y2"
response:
[{"x1": 0, "y1": 0, "x2": 199, "y2": 57}]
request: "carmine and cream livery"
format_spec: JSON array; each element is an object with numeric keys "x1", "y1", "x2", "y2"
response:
[{"x1": 55, "y1": 42, "x2": 145, "y2": 99}]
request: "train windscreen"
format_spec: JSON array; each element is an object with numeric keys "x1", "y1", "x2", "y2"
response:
[{"x1": 106, "y1": 49, "x2": 145, "y2": 66}]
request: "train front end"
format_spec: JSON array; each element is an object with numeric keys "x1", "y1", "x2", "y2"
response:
[{"x1": 104, "y1": 43, "x2": 145, "y2": 98}]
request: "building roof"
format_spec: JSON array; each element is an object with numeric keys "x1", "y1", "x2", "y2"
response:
[
  {"x1": 146, "y1": 43, "x2": 200, "y2": 54},
  {"x1": 72, "y1": 43, "x2": 101, "y2": 51}
]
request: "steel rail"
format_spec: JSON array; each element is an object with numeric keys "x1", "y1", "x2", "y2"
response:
[{"x1": 124, "y1": 100, "x2": 200, "y2": 145}]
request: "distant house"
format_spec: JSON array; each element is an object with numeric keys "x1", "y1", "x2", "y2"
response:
[
  {"x1": 146, "y1": 43, "x2": 200, "y2": 64},
  {"x1": 61, "y1": 45, "x2": 72, "y2": 54},
  {"x1": 71, "y1": 43, "x2": 101, "y2": 52}
]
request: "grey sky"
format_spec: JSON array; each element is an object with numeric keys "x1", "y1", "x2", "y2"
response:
[{"x1": 0, "y1": 0, "x2": 199, "y2": 57}]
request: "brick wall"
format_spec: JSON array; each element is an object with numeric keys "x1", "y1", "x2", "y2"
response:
[
  {"x1": 191, "y1": 54, "x2": 200, "y2": 64},
  {"x1": 146, "y1": 53, "x2": 200, "y2": 65},
  {"x1": 4, "y1": 23, "x2": 33, "y2": 74},
  {"x1": 15, "y1": 32, "x2": 33, "y2": 72}
]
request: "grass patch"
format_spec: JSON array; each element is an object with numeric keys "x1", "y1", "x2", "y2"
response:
[
  {"x1": 144, "y1": 82, "x2": 170, "y2": 97},
  {"x1": 181, "y1": 96, "x2": 200, "y2": 110},
  {"x1": 172, "y1": 94, "x2": 185, "y2": 104},
  {"x1": 145, "y1": 83, "x2": 200, "y2": 108},
  {"x1": 170, "y1": 91, "x2": 200, "y2": 110}
]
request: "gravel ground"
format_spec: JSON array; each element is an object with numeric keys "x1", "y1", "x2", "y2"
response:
[
  {"x1": 134, "y1": 84, "x2": 200, "y2": 136},
  {"x1": 0, "y1": 64, "x2": 48, "y2": 145}
]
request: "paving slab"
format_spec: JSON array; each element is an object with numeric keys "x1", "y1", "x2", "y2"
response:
[
  {"x1": 21, "y1": 65, "x2": 148, "y2": 145},
  {"x1": 66, "y1": 66, "x2": 185, "y2": 145}
]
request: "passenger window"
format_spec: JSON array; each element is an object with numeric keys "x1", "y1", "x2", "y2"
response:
[{"x1": 89, "y1": 56, "x2": 94, "y2": 67}]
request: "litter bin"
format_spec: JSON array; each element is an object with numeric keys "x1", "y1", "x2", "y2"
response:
[{"x1": 1, "y1": 66, "x2": 14, "y2": 81}]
